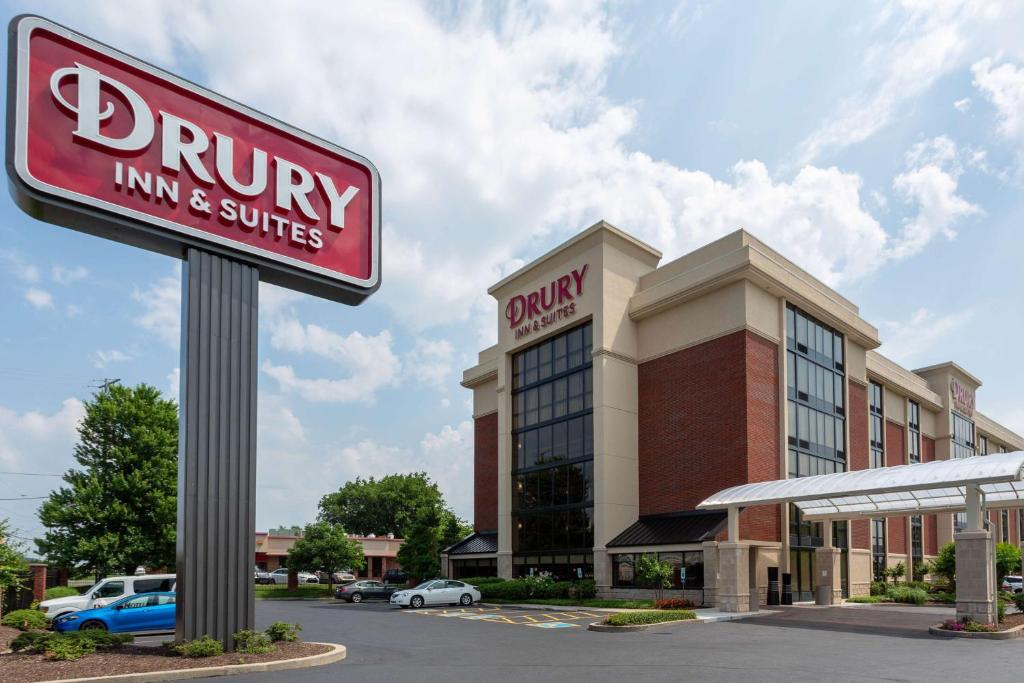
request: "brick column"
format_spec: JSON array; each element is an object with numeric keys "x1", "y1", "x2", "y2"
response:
[
  {"x1": 29, "y1": 564, "x2": 47, "y2": 602},
  {"x1": 716, "y1": 542, "x2": 750, "y2": 612},
  {"x1": 955, "y1": 529, "x2": 996, "y2": 624},
  {"x1": 814, "y1": 548, "x2": 842, "y2": 604}
]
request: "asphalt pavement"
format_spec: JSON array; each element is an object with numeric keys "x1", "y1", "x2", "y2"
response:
[{"x1": 210, "y1": 599, "x2": 1024, "y2": 682}]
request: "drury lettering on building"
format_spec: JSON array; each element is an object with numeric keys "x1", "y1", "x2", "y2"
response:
[
  {"x1": 951, "y1": 377, "x2": 976, "y2": 416},
  {"x1": 505, "y1": 265, "x2": 587, "y2": 340},
  {"x1": 8, "y1": 17, "x2": 380, "y2": 303}
]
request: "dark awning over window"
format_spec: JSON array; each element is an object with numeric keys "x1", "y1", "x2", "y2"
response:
[
  {"x1": 444, "y1": 532, "x2": 498, "y2": 555},
  {"x1": 606, "y1": 510, "x2": 727, "y2": 548}
]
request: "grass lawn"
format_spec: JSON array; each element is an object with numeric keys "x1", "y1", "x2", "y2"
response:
[
  {"x1": 605, "y1": 609, "x2": 696, "y2": 626},
  {"x1": 254, "y1": 583, "x2": 335, "y2": 599},
  {"x1": 485, "y1": 598, "x2": 655, "y2": 609}
]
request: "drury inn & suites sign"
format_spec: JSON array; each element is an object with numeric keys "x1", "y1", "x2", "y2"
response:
[{"x1": 505, "y1": 264, "x2": 587, "y2": 340}]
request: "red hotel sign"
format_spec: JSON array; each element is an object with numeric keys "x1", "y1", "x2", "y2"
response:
[
  {"x1": 505, "y1": 264, "x2": 588, "y2": 340},
  {"x1": 951, "y1": 377, "x2": 975, "y2": 416},
  {"x1": 6, "y1": 16, "x2": 380, "y2": 304}
]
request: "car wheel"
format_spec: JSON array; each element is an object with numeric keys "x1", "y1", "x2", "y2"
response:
[
  {"x1": 351, "y1": 593, "x2": 363, "y2": 603},
  {"x1": 80, "y1": 620, "x2": 107, "y2": 631},
  {"x1": 460, "y1": 593, "x2": 473, "y2": 606},
  {"x1": 411, "y1": 595, "x2": 424, "y2": 609}
]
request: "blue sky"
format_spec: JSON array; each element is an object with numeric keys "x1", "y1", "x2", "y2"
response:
[{"x1": 1, "y1": 1, "x2": 1023, "y2": 553}]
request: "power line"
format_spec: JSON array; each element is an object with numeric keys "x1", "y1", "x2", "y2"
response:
[
  {"x1": 0, "y1": 496, "x2": 47, "y2": 501},
  {"x1": 0, "y1": 471, "x2": 62, "y2": 477}
]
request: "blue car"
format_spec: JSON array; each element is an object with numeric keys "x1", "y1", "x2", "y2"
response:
[{"x1": 53, "y1": 591, "x2": 176, "y2": 634}]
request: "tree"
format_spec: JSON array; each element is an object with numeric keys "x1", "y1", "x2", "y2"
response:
[
  {"x1": 37, "y1": 384, "x2": 178, "y2": 578},
  {"x1": 318, "y1": 473, "x2": 446, "y2": 538},
  {"x1": 932, "y1": 542, "x2": 957, "y2": 588},
  {"x1": 0, "y1": 519, "x2": 29, "y2": 616},
  {"x1": 635, "y1": 553, "x2": 673, "y2": 601},
  {"x1": 885, "y1": 561, "x2": 906, "y2": 584},
  {"x1": 286, "y1": 522, "x2": 364, "y2": 589},
  {"x1": 996, "y1": 542, "x2": 1021, "y2": 587},
  {"x1": 394, "y1": 506, "x2": 473, "y2": 583}
]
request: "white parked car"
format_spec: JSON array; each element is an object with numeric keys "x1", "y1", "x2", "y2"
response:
[
  {"x1": 1001, "y1": 575, "x2": 1023, "y2": 593},
  {"x1": 39, "y1": 574, "x2": 176, "y2": 621},
  {"x1": 390, "y1": 579, "x2": 480, "y2": 608},
  {"x1": 332, "y1": 571, "x2": 356, "y2": 583},
  {"x1": 269, "y1": 568, "x2": 319, "y2": 584}
]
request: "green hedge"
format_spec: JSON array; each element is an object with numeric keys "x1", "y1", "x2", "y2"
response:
[
  {"x1": 2, "y1": 609, "x2": 48, "y2": 631},
  {"x1": 886, "y1": 586, "x2": 927, "y2": 605},
  {"x1": 44, "y1": 586, "x2": 80, "y2": 600},
  {"x1": 605, "y1": 610, "x2": 696, "y2": 626},
  {"x1": 846, "y1": 595, "x2": 884, "y2": 604},
  {"x1": 476, "y1": 577, "x2": 595, "y2": 602}
]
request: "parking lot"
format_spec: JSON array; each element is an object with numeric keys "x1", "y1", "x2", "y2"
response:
[{"x1": 219, "y1": 599, "x2": 1024, "y2": 683}]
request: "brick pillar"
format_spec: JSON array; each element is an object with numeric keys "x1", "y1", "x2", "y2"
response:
[
  {"x1": 716, "y1": 542, "x2": 750, "y2": 612},
  {"x1": 955, "y1": 530, "x2": 996, "y2": 624},
  {"x1": 701, "y1": 541, "x2": 719, "y2": 606},
  {"x1": 29, "y1": 564, "x2": 47, "y2": 602},
  {"x1": 57, "y1": 568, "x2": 70, "y2": 587},
  {"x1": 287, "y1": 568, "x2": 298, "y2": 591}
]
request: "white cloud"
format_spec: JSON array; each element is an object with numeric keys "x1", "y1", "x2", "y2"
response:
[
  {"x1": 889, "y1": 136, "x2": 981, "y2": 260},
  {"x1": 24, "y1": 288, "x2": 55, "y2": 309},
  {"x1": 877, "y1": 307, "x2": 975, "y2": 365},
  {"x1": 132, "y1": 272, "x2": 181, "y2": 347},
  {"x1": 0, "y1": 398, "x2": 84, "y2": 470},
  {"x1": 51, "y1": 265, "x2": 89, "y2": 285},
  {"x1": 971, "y1": 57, "x2": 1024, "y2": 141},
  {"x1": 0, "y1": 250, "x2": 40, "y2": 283},
  {"x1": 92, "y1": 349, "x2": 133, "y2": 368},
  {"x1": 953, "y1": 97, "x2": 972, "y2": 111},
  {"x1": 167, "y1": 368, "x2": 180, "y2": 403},
  {"x1": 794, "y1": 1, "x2": 1019, "y2": 164},
  {"x1": 404, "y1": 338, "x2": 455, "y2": 390},
  {"x1": 66, "y1": 304, "x2": 84, "y2": 318}
]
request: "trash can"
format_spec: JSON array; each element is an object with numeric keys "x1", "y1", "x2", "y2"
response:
[
  {"x1": 781, "y1": 573, "x2": 793, "y2": 605},
  {"x1": 767, "y1": 566, "x2": 780, "y2": 606}
]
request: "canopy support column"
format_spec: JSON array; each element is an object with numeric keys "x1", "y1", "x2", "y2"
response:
[
  {"x1": 957, "y1": 485, "x2": 996, "y2": 624},
  {"x1": 815, "y1": 520, "x2": 840, "y2": 605},
  {"x1": 718, "y1": 506, "x2": 750, "y2": 613}
]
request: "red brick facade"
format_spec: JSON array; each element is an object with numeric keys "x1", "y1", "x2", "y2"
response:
[
  {"x1": 637, "y1": 330, "x2": 780, "y2": 542},
  {"x1": 885, "y1": 421, "x2": 907, "y2": 554},
  {"x1": 473, "y1": 412, "x2": 498, "y2": 533},
  {"x1": 848, "y1": 381, "x2": 870, "y2": 549}
]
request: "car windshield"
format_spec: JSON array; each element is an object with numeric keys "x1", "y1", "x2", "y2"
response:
[{"x1": 412, "y1": 581, "x2": 437, "y2": 590}]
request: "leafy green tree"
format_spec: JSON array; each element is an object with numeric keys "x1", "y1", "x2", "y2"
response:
[
  {"x1": 996, "y1": 542, "x2": 1021, "y2": 587},
  {"x1": 932, "y1": 542, "x2": 957, "y2": 588},
  {"x1": 318, "y1": 473, "x2": 446, "y2": 538},
  {"x1": 440, "y1": 510, "x2": 473, "y2": 550},
  {"x1": 886, "y1": 561, "x2": 906, "y2": 584},
  {"x1": 0, "y1": 519, "x2": 29, "y2": 616},
  {"x1": 37, "y1": 384, "x2": 178, "y2": 578},
  {"x1": 635, "y1": 554, "x2": 673, "y2": 601},
  {"x1": 286, "y1": 522, "x2": 364, "y2": 589}
]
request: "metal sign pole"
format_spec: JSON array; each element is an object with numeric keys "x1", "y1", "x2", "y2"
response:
[{"x1": 175, "y1": 247, "x2": 258, "y2": 650}]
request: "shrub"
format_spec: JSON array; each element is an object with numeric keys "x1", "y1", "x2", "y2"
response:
[
  {"x1": 234, "y1": 629, "x2": 275, "y2": 654},
  {"x1": 903, "y1": 580, "x2": 929, "y2": 592},
  {"x1": 10, "y1": 630, "x2": 54, "y2": 653},
  {"x1": 44, "y1": 586, "x2": 80, "y2": 600},
  {"x1": 635, "y1": 554, "x2": 674, "y2": 601},
  {"x1": 78, "y1": 631, "x2": 134, "y2": 648},
  {"x1": 459, "y1": 576, "x2": 505, "y2": 586},
  {"x1": 605, "y1": 610, "x2": 696, "y2": 626},
  {"x1": 1013, "y1": 592, "x2": 1024, "y2": 612},
  {"x1": 932, "y1": 542, "x2": 957, "y2": 588},
  {"x1": 2, "y1": 608, "x2": 48, "y2": 631},
  {"x1": 940, "y1": 618, "x2": 965, "y2": 632},
  {"x1": 886, "y1": 586, "x2": 927, "y2": 605},
  {"x1": 998, "y1": 600, "x2": 1006, "y2": 623},
  {"x1": 869, "y1": 581, "x2": 888, "y2": 596},
  {"x1": 885, "y1": 562, "x2": 906, "y2": 584},
  {"x1": 930, "y1": 591, "x2": 956, "y2": 604},
  {"x1": 265, "y1": 621, "x2": 301, "y2": 642},
  {"x1": 846, "y1": 595, "x2": 884, "y2": 603},
  {"x1": 45, "y1": 637, "x2": 96, "y2": 661},
  {"x1": 570, "y1": 579, "x2": 596, "y2": 600},
  {"x1": 965, "y1": 620, "x2": 998, "y2": 633},
  {"x1": 175, "y1": 635, "x2": 224, "y2": 658},
  {"x1": 655, "y1": 597, "x2": 697, "y2": 610}
]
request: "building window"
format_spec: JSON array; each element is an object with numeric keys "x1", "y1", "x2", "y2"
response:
[
  {"x1": 1019, "y1": 511, "x2": 1023, "y2": 544},
  {"x1": 952, "y1": 412, "x2": 975, "y2": 460},
  {"x1": 1002, "y1": 509, "x2": 1010, "y2": 544},
  {"x1": 908, "y1": 400, "x2": 921, "y2": 464},
  {"x1": 911, "y1": 516, "x2": 923, "y2": 579},
  {"x1": 869, "y1": 382, "x2": 884, "y2": 469},
  {"x1": 871, "y1": 519, "x2": 886, "y2": 582},
  {"x1": 611, "y1": 551, "x2": 703, "y2": 589},
  {"x1": 978, "y1": 434, "x2": 988, "y2": 456},
  {"x1": 511, "y1": 322, "x2": 593, "y2": 577}
]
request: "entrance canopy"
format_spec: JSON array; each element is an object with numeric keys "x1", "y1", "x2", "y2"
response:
[{"x1": 698, "y1": 451, "x2": 1024, "y2": 521}]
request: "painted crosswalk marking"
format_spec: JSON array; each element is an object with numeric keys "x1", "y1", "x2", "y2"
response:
[{"x1": 404, "y1": 606, "x2": 601, "y2": 630}]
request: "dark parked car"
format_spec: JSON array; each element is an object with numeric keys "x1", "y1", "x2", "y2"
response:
[
  {"x1": 382, "y1": 569, "x2": 409, "y2": 586},
  {"x1": 335, "y1": 580, "x2": 397, "y2": 603}
]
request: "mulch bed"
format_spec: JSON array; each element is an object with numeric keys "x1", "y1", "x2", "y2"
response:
[
  {"x1": 0, "y1": 626, "x2": 20, "y2": 652},
  {"x1": 0, "y1": 640, "x2": 329, "y2": 682},
  {"x1": 996, "y1": 612, "x2": 1024, "y2": 630}
]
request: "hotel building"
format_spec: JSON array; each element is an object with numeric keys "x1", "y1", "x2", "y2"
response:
[{"x1": 446, "y1": 221, "x2": 1024, "y2": 601}]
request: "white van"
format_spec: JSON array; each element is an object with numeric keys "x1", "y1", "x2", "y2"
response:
[{"x1": 39, "y1": 574, "x2": 176, "y2": 620}]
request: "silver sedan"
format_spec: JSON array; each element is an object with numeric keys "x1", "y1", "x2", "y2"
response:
[{"x1": 390, "y1": 579, "x2": 481, "y2": 608}]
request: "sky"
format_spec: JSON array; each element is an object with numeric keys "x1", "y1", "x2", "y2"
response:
[{"x1": 1, "y1": 0, "x2": 1023, "y2": 554}]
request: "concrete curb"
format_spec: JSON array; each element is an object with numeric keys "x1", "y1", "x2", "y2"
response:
[
  {"x1": 37, "y1": 642, "x2": 347, "y2": 682},
  {"x1": 928, "y1": 623, "x2": 1024, "y2": 640},
  {"x1": 587, "y1": 619, "x2": 700, "y2": 633}
]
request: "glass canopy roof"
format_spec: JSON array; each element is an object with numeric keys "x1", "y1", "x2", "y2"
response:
[{"x1": 697, "y1": 451, "x2": 1024, "y2": 521}]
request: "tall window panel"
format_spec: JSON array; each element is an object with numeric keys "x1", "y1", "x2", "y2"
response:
[
  {"x1": 952, "y1": 413, "x2": 976, "y2": 460},
  {"x1": 786, "y1": 305, "x2": 846, "y2": 552},
  {"x1": 1002, "y1": 509, "x2": 1010, "y2": 544},
  {"x1": 911, "y1": 516, "x2": 923, "y2": 580},
  {"x1": 511, "y1": 322, "x2": 593, "y2": 579},
  {"x1": 871, "y1": 519, "x2": 886, "y2": 582},
  {"x1": 978, "y1": 435, "x2": 988, "y2": 455},
  {"x1": 908, "y1": 401, "x2": 921, "y2": 464},
  {"x1": 869, "y1": 382, "x2": 884, "y2": 469}
]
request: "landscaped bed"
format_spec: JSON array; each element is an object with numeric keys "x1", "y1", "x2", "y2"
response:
[
  {"x1": 255, "y1": 583, "x2": 336, "y2": 599},
  {"x1": 486, "y1": 598, "x2": 655, "y2": 609},
  {"x1": 0, "y1": 639, "x2": 331, "y2": 682}
]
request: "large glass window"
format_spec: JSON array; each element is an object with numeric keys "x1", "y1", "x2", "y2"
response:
[
  {"x1": 908, "y1": 401, "x2": 921, "y2": 464},
  {"x1": 871, "y1": 519, "x2": 886, "y2": 582},
  {"x1": 911, "y1": 516, "x2": 923, "y2": 580},
  {"x1": 869, "y1": 382, "x2": 884, "y2": 469},
  {"x1": 512, "y1": 323, "x2": 593, "y2": 578},
  {"x1": 952, "y1": 413, "x2": 975, "y2": 460},
  {"x1": 1002, "y1": 509, "x2": 1010, "y2": 544},
  {"x1": 978, "y1": 434, "x2": 988, "y2": 456},
  {"x1": 611, "y1": 552, "x2": 703, "y2": 589}
]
